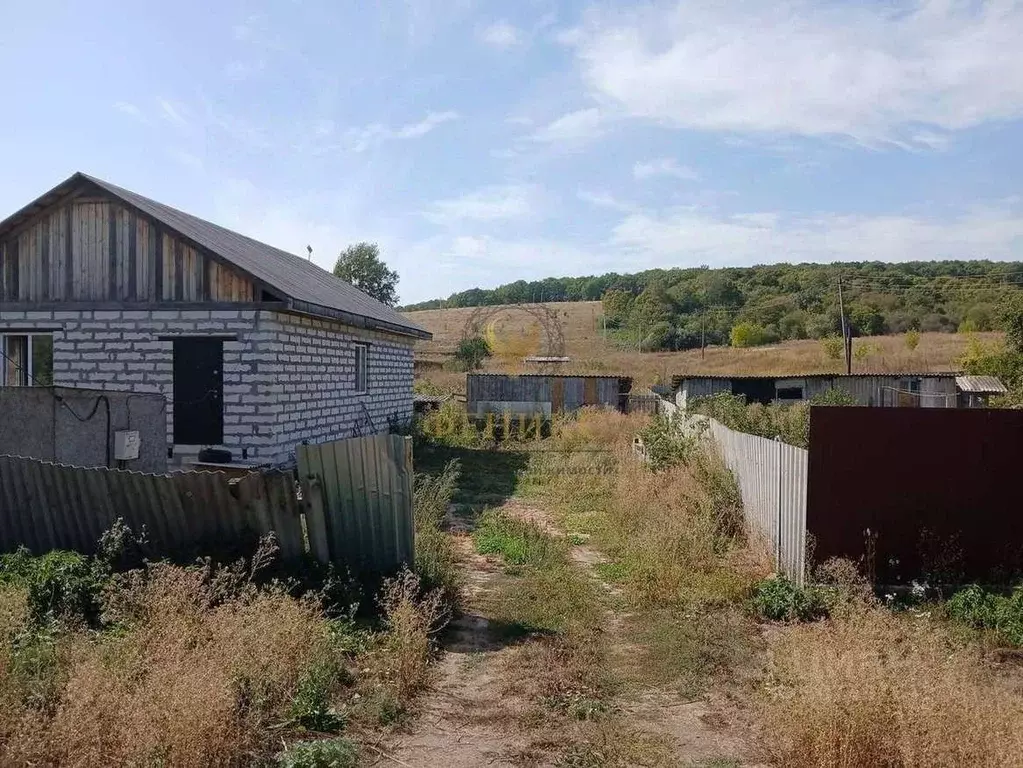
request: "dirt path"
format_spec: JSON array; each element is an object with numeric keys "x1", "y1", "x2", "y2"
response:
[{"x1": 375, "y1": 499, "x2": 761, "y2": 768}]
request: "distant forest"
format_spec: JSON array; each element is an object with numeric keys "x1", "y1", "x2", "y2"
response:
[{"x1": 402, "y1": 261, "x2": 1023, "y2": 351}]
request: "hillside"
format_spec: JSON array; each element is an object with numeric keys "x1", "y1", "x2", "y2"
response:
[
  {"x1": 402, "y1": 261, "x2": 1022, "y2": 355},
  {"x1": 405, "y1": 300, "x2": 996, "y2": 391}
]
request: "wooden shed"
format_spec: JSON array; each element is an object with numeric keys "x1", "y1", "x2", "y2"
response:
[{"x1": 467, "y1": 374, "x2": 632, "y2": 417}]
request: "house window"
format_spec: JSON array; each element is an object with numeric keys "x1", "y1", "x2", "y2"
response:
[
  {"x1": 1, "y1": 333, "x2": 53, "y2": 386},
  {"x1": 354, "y1": 343, "x2": 368, "y2": 394}
]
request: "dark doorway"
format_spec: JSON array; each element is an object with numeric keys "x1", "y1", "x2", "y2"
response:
[
  {"x1": 731, "y1": 378, "x2": 774, "y2": 405},
  {"x1": 172, "y1": 338, "x2": 224, "y2": 445}
]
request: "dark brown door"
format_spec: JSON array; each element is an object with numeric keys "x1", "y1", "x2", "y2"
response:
[
  {"x1": 172, "y1": 338, "x2": 224, "y2": 445},
  {"x1": 552, "y1": 378, "x2": 564, "y2": 411}
]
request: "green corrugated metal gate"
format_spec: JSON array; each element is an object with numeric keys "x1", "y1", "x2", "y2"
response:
[{"x1": 297, "y1": 433, "x2": 415, "y2": 574}]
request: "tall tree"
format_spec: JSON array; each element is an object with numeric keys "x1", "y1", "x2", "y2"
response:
[{"x1": 333, "y1": 242, "x2": 399, "y2": 306}]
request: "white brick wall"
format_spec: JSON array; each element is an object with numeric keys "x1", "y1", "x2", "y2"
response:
[
  {"x1": 0, "y1": 308, "x2": 415, "y2": 463},
  {"x1": 265, "y1": 311, "x2": 414, "y2": 461}
]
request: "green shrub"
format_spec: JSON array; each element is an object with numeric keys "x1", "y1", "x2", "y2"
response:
[
  {"x1": 752, "y1": 576, "x2": 829, "y2": 622},
  {"x1": 821, "y1": 335, "x2": 843, "y2": 360},
  {"x1": 729, "y1": 322, "x2": 769, "y2": 348},
  {"x1": 278, "y1": 737, "x2": 358, "y2": 768},
  {"x1": 946, "y1": 585, "x2": 1023, "y2": 646},
  {"x1": 0, "y1": 548, "x2": 107, "y2": 625},
  {"x1": 288, "y1": 657, "x2": 346, "y2": 733},
  {"x1": 412, "y1": 461, "x2": 461, "y2": 605},
  {"x1": 452, "y1": 335, "x2": 490, "y2": 371},
  {"x1": 904, "y1": 329, "x2": 921, "y2": 351},
  {"x1": 637, "y1": 412, "x2": 699, "y2": 470}
]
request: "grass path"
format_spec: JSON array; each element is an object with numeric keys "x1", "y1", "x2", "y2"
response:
[{"x1": 378, "y1": 493, "x2": 760, "y2": 767}]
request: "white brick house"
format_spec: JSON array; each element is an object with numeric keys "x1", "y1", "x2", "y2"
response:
[{"x1": 0, "y1": 173, "x2": 430, "y2": 464}]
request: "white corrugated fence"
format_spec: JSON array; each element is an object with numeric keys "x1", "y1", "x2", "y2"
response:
[{"x1": 660, "y1": 398, "x2": 807, "y2": 583}]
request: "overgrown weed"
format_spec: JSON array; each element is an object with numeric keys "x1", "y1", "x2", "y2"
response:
[{"x1": 762, "y1": 607, "x2": 1023, "y2": 767}]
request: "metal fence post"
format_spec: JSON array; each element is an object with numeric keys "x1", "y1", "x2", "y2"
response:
[{"x1": 775, "y1": 436, "x2": 783, "y2": 572}]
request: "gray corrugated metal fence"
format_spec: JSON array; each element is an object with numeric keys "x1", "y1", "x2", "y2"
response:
[
  {"x1": 659, "y1": 398, "x2": 807, "y2": 583},
  {"x1": 297, "y1": 434, "x2": 414, "y2": 574},
  {"x1": 0, "y1": 433, "x2": 415, "y2": 574},
  {"x1": 0, "y1": 455, "x2": 304, "y2": 558}
]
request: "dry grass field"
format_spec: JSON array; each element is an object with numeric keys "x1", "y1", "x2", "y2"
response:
[{"x1": 405, "y1": 301, "x2": 1000, "y2": 392}]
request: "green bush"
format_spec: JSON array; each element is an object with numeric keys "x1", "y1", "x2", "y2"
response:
[
  {"x1": 692, "y1": 390, "x2": 856, "y2": 449},
  {"x1": 0, "y1": 548, "x2": 107, "y2": 625},
  {"x1": 452, "y1": 335, "x2": 490, "y2": 371},
  {"x1": 729, "y1": 322, "x2": 769, "y2": 348},
  {"x1": 821, "y1": 335, "x2": 843, "y2": 360},
  {"x1": 288, "y1": 657, "x2": 347, "y2": 733},
  {"x1": 413, "y1": 461, "x2": 461, "y2": 606},
  {"x1": 637, "y1": 412, "x2": 699, "y2": 470},
  {"x1": 752, "y1": 576, "x2": 829, "y2": 622},
  {"x1": 278, "y1": 737, "x2": 358, "y2": 768},
  {"x1": 946, "y1": 585, "x2": 1023, "y2": 646}
]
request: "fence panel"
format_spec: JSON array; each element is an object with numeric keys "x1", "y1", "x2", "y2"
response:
[
  {"x1": 656, "y1": 398, "x2": 807, "y2": 582},
  {"x1": 0, "y1": 456, "x2": 304, "y2": 559},
  {"x1": 297, "y1": 434, "x2": 415, "y2": 573},
  {"x1": 706, "y1": 419, "x2": 807, "y2": 582}
]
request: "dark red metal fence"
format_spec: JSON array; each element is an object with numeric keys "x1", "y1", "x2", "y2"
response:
[{"x1": 807, "y1": 407, "x2": 1023, "y2": 584}]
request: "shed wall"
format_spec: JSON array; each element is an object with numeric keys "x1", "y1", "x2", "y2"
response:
[
  {"x1": 680, "y1": 376, "x2": 958, "y2": 408},
  {"x1": 467, "y1": 375, "x2": 624, "y2": 416}
]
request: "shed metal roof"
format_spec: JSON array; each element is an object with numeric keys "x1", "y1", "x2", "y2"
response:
[
  {"x1": 0, "y1": 173, "x2": 429, "y2": 339},
  {"x1": 955, "y1": 375, "x2": 1008, "y2": 394},
  {"x1": 468, "y1": 373, "x2": 631, "y2": 380},
  {"x1": 675, "y1": 372, "x2": 959, "y2": 382}
]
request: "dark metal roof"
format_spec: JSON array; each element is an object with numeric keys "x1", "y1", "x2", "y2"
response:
[
  {"x1": 955, "y1": 375, "x2": 1008, "y2": 394},
  {"x1": 671, "y1": 371, "x2": 960, "y2": 390},
  {"x1": 468, "y1": 373, "x2": 631, "y2": 381},
  {"x1": 677, "y1": 372, "x2": 959, "y2": 381},
  {"x1": 0, "y1": 173, "x2": 429, "y2": 339}
]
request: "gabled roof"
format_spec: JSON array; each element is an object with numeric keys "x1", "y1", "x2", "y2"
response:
[{"x1": 0, "y1": 172, "x2": 430, "y2": 339}]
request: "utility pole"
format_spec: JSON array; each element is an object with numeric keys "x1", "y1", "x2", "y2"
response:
[
  {"x1": 837, "y1": 274, "x2": 851, "y2": 374},
  {"x1": 701, "y1": 311, "x2": 706, "y2": 360}
]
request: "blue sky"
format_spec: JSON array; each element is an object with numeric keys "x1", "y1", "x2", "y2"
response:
[{"x1": 2, "y1": 0, "x2": 1023, "y2": 304}]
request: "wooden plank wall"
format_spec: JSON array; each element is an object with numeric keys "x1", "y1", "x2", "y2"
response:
[{"x1": 0, "y1": 197, "x2": 255, "y2": 303}]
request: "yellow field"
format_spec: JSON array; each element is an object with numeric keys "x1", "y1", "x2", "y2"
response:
[{"x1": 405, "y1": 301, "x2": 999, "y2": 392}]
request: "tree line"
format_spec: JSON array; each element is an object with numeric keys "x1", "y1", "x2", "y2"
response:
[{"x1": 402, "y1": 261, "x2": 1023, "y2": 351}]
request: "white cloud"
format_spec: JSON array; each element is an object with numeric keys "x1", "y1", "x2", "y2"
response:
[
  {"x1": 479, "y1": 20, "x2": 522, "y2": 48},
  {"x1": 425, "y1": 184, "x2": 539, "y2": 224},
  {"x1": 531, "y1": 107, "x2": 604, "y2": 143},
  {"x1": 577, "y1": 189, "x2": 638, "y2": 214},
  {"x1": 611, "y1": 205, "x2": 1023, "y2": 267},
  {"x1": 567, "y1": 0, "x2": 1023, "y2": 145},
  {"x1": 348, "y1": 110, "x2": 459, "y2": 152},
  {"x1": 158, "y1": 99, "x2": 190, "y2": 128},
  {"x1": 633, "y1": 158, "x2": 699, "y2": 181},
  {"x1": 114, "y1": 102, "x2": 146, "y2": 121}
]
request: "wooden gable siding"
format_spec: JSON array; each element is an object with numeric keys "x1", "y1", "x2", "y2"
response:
[{"x1": 0, "y1": 197, "x2": 254, "y2": 303}]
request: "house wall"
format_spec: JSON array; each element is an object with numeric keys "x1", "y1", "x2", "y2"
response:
[
  {"x1": 263, "y1": 311, "x2": 415, "y2": 460},
  {"x1": 0, "y1": 308, "x2": 279, "y2": 458},
  {"x1": 0, "y1": 194, "x2": 255, "y2": 303},
  {"x1": 0, "y1": 307, "x2": 414, "y2": 463}
]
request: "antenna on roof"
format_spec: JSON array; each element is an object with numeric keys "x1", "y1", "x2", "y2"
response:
[{"x1": 306, "y1": 245, "x2": 313, "y2": 261}]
